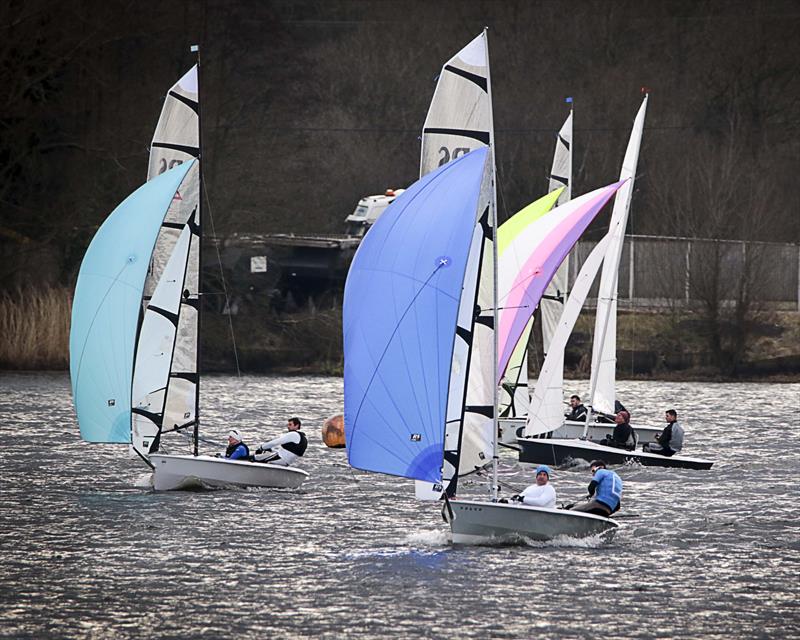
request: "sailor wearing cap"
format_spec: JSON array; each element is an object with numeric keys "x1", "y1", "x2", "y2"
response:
[
  {"x1": 224, "y1": 429, "x2": 250, "y2": 460},
  {"x1": 512, "y1": 464, "x2": 557, "y2": 508}
]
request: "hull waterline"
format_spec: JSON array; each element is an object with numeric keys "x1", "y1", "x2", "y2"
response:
[
  {"x1": 150, "y1": 454, "x2": 309, "y2": 491},
  {"x1": 449, "y1": 499, "x2": 618, "y2": 544},
  {"x1": 499, "y1": 418, "x2": 661, "y2": 444},
  {"x1": 516, "y1": 438, "x2": 713, "y2": 470}
]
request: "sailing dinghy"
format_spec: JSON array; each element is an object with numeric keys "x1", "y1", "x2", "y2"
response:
[
  {"x1": 514, "y1": 95, "x2": 712, "y2": 471},
  {"x1": 70, "y1": 56, "x2": 308, "y2": 491},
  {"x1": 345, "y1": 31, "x2": 619, "y2": 544}
]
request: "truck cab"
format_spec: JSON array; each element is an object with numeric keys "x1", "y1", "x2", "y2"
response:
[{"x1": 344, "y1": 189, "x2": 405, "y2": 236}]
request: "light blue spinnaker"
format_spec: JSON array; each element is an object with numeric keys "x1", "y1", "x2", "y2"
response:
[
  {"x1": 344, "y1": 147, "x2": 489, "y2": 483},
  {"x1": 70, "y1": 161, "x2": 195, "y2": 443}
]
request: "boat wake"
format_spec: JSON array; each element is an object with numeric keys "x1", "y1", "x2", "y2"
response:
[{"x1": 401, "y1": 528, "x2": 450, "y2": 548}]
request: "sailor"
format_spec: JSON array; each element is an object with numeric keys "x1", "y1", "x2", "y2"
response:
[
  {"x1": 599, "y1": 409, "x2": 636, "y2": 450},
  {"x1": 224, "y1": 429, "x2": 250, "y2": 460},
  {"x1": 643, "y1": 409, "x2": 684, "y2": 456},
  {"x1": 512, "y1": 465, "x2": 557, "y2": 508},
  {"x1": 564, "y1": 395, "x2": 588, "y2": 422},
  {"x1": 253, "y1": 417, "x2": 308, "y2": 466},
  {"x1": 569, "y1": 459, "x2": 622, "y2": 517}
]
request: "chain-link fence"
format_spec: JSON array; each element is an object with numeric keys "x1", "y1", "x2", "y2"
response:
[{"x1": 571, "y1": 235, "x2": 800, "y2": 311}]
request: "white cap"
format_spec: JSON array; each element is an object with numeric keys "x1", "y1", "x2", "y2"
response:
[{"x1": 228, "y1": 429, "x2": 242, "y2": 442}]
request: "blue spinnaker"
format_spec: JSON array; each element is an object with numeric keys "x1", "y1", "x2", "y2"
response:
[
  {"x1": 70, "y1": 161, "x2": 194, "y2": 443},
  {"x1": 344, "y1": 147, "x2": 489, "y2": 483}
]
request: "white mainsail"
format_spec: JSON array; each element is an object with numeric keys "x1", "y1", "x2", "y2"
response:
[
  {"x1": 132, "y1": 218, "x2": 198, "y2": 457},
  {"x1": 145, "y1": 65, "x2": 200, "y2": 299},
  {"x1": 420, "y1": 31, "x2": 491, "y2": 177},
  {"x1": 135, "y1": 65, "x2": 201, "y2": 456},
  {"x1": 526, "y1": 110, "x2": 574, "y2": 429},
  {"x1": 589, "y1": 95, "x2": 648, "y2": 415},
  {"x1": 525, "y1": 233, "x2": 611, "y2": 437},
  {"x1": 416, "y1": 31, "x2": 494, "y2": 499}
]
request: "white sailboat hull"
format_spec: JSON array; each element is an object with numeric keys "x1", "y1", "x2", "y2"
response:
[
  {"x1": 449, "y1": 499, "x2": 618, "y2": 544},
  {"x1": 150, "y1": 454, "x2": 309, "y2": 491},
  {"x1": 516, "y1": 437, "x2": 714, "y2": 470},
  {"x1": 498, "y1": 418, "x2": 660, "y2": 443}
]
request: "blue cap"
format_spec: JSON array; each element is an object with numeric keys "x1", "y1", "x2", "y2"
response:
[{"x1": 535, "y1": 465, "x2": 551, "y2": 478}]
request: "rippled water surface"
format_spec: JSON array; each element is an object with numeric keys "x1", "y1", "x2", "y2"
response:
[{"x1": 1, "y1": 372, "x2": 798, "y2": 639}]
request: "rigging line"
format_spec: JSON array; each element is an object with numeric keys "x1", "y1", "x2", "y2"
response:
[
  {"x1": 176, "y1": 429, "x2": 224, "y2": 448},
  {"x1": 202, "y1": 178, "x2": 241, "y2": 378}
]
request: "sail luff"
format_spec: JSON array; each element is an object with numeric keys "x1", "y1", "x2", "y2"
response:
[
  {"x1": 191, "y1": 45, "x2": 203, "y2": 457},
  {"x1": 483, "y1": 27, "x2": 500, "y2": 502},
  {"x1": 589, "y1": 96, "x2": 648, "y2": 415}
]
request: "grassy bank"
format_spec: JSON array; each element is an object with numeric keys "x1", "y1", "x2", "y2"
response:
[
  {"x1": 2, "y1": 285, "x2": 798, "y2": 382},
  {"x1": 0, "y1": 287, "x2": 71, "y2": 370}
]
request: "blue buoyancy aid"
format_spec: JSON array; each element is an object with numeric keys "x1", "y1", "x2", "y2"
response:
[{"x1": 592, "y1": 468, "x2": 623, "y2": 511}]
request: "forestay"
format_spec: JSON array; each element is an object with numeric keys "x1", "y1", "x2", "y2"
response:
[
  {"x1": 344, "y1": 147, "x2": 490, "y2": 483},
  {"x1": 70, "y1": 162, "x2": 195, "y2": 443},
  {"x1": 589, "y1": 96, "x2": 648, "y2": 414}
]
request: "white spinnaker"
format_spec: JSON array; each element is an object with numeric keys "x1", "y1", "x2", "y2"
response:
[
  {"x1": 525, "y1": 234, "x2": 611, "y2": 437},
  {"x1": 420, "y1": 31, "x2": 490, "y2": 177},
  {"x1": 535, "y1": 110, "x2": 574, "y2": 426},
  {"x1": 589, "y1": 96, "x2": 648, "y2": 414},
  {"x1": 132, "y1": 222, "x2": 193, "y2": 458}
]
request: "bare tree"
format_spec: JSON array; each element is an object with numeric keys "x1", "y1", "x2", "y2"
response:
[{"x1": 650, "y1": 110, "x2": 777, "y2": 375}]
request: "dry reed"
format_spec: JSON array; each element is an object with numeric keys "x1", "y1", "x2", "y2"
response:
[{"x1": 0, "y1": 286, "x2": 71, "y2": 370}]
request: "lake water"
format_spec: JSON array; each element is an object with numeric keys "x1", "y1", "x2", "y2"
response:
[{"x1": 1, "y1": 372, "x2": 798, "y2": 639}]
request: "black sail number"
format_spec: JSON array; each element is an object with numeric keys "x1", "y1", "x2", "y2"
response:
[
  {"x1": 158, "y1": 158, "x2": 185, "y2": 175},
  {"x1": 437, "y1": 146, "x2": 472, "y2": 167}
]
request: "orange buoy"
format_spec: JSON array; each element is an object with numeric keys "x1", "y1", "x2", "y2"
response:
[{"x1": 322, "y1": 414, "x2": 346, "y2": 448}]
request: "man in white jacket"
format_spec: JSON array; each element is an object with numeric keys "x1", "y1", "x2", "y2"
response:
[
  {"x1": 253, "y1": 417, "x2": 308, "y2": 466},
  {"x1": 513, "y1": 465, "x2": 557, "y2": 508}
]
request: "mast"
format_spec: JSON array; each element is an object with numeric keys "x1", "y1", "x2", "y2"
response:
[
  {"x1": 191, "y1": 43, "x2": 203, "y2": 457},
  {"x1": 484, "y1": 27, "x2": 499, "y2": 502}
]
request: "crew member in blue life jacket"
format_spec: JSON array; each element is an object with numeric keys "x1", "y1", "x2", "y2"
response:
[
  {"x1": 224, "y1": 429, "x2": 250, "y2": 460},
  {"x1": 643, "y1": 409, "x2": 685, "y2": 456},
  {"x1": 253, "y1": 417, "x2": 308, "y2": 466},
  {"x1": 568, "y1": 459, "x2": 622, "y2": 517}
]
